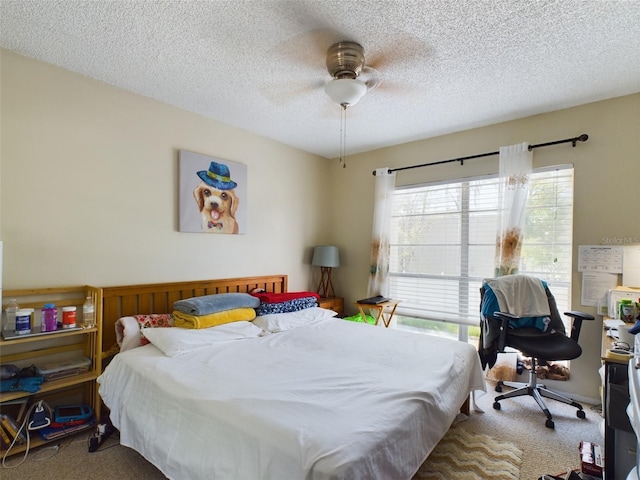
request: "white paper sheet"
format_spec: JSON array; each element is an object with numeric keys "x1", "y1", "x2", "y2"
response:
[
  {"x1": 623, "y1": 245, "x2": 640, "y2": 288},
  {"x1": 581, "y1": 272, "x2": 619, "y2": 307}
]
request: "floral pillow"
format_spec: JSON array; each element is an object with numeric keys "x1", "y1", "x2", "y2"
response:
[
  {"x1": 116, "y1": 314, "x2": 174, "y2": 352},
  {"x1": 136, "y1": 314, "x2": 174, "y2": 345}
]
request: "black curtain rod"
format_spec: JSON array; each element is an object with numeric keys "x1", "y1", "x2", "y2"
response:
[{"x1": 372, "y1": 133, "x2": 589, "y2": 175}]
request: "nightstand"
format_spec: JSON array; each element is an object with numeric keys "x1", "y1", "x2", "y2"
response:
[{"x1": 318, "y1": 297, "x2": 344, "y2": 316}]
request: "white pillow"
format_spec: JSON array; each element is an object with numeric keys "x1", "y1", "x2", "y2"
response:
[
  {"x1": 252, "y1": 307, "x2": 337, "y2": 333},
  {"x1": 142, "y1": 321, "x2": 263, "y2": 357}
]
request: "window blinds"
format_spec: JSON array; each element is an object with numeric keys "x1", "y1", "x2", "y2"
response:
[{"x1": 389, "y1": 166, "x2": 574, "y2": 326}]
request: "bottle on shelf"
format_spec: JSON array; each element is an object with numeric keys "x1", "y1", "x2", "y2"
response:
[
  {"x1": 82, "y1": 296, "x2": 95, "y2": 328},
  {"x1": 4, "y1": 298, "x2": 19, "y2": 334},
  {"x1": 41, "y1": 303, "x2": 58, "y2": 332},
  {"x1": 15, "y1": 309, "x2": 32, "y2": 335}
]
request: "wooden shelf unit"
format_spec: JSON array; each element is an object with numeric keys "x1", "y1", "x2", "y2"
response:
[{"x1": 0, "y1": 286, "x2": 102, "y2": 455}]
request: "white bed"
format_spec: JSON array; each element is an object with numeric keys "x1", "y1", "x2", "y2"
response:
[{"x1": 98, "y1": 310, "x2": 485, "y2": 480}]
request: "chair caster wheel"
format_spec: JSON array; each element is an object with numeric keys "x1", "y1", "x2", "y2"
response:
[
  {"x1": 495, "y1": 383, "x2": 503, "y2": 393},
  {"x1": 493, "y1": 401, "x2": 501, "y2": 410},
  {"x1": 577, "y1": 410, "x2": 586, "y2": 419},
  {"x1": 545, "y1": 419, "x2": 555, "y2": 429}
]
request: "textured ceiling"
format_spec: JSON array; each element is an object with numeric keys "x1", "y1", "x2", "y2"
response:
[{"x1": 1, "y1": 0, "x2": 639, "y2": 159}]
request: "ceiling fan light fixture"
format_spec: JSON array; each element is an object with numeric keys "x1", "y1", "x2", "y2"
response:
[{"x1": 324, "y1": 78, "x2": 367, "y2": 107}]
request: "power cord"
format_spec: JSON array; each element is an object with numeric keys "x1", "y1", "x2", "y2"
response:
[
  {"x1": 30, "y1": 443, "x2": 60, "y2": 462},
  {"x1": 2, "y1": 400, "x2": 52, "y2": 469}
]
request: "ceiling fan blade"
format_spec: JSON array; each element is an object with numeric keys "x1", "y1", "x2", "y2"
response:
[
  {"x1": 265, "y1": 0, "x2": 354, "y2": 70},
  {"x1": 365, "y1": 31, "x2": 432, "y2": 72},
  {"x1": 359, "y1": 66, "x2": 382, "y2": 92},
  {"x1": 268, "y1": 28, "x2": 340, "y2": 69},
  {"x1": 372, "y1": 81, "x2": 416, "y2": 95},
  {"x1": 359, "y1": 67, "x2": 411, "y2": 95},
  {"x1": 259, "y1": 28, "x2": 359, "y2": 106},
  {"x1": 258, "y1": 28, "x2": 337, "y2": 106},
  {"x1": 259, "y1": 79, "x2": 326, "y2": 106}
]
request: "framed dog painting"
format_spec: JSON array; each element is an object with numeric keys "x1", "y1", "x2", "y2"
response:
[{"x1": 178, "y1": 150, "x2": 247, "y2": 234}]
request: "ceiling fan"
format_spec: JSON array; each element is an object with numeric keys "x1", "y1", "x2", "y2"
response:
[
  {"x1": 260, "y1": 25, "x2": 425, "y2": 109},
  {"x1": 259, "y1": 23, "x2": 427, "y2": 162},
  {"x1": 324, "y1": 41, "x2": 381, "y2": 108},
  {"x1": 322, "y1": 41, "x2": 382, "y2": 167}
]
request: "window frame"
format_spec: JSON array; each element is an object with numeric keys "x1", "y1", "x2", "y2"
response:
[{"x1": 389, "y1": 165, "x2": 574, "y2": 339}]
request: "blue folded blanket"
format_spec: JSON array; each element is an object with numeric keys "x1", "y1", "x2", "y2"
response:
[
  {"x1": 174, "y1": 293, "x2": 260, "y2": 316},
  {"x1": 255, "y1": 296, "x2": 318, "y2": 316}
]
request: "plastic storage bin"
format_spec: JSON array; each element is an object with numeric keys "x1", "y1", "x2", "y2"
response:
[{"x1": 36, "y1": 356, "x2": 91, "y2": 382}]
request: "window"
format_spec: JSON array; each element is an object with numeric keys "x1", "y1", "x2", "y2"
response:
[{"x1": 389, "y1": 166, "x2": 574, "y2": 338}]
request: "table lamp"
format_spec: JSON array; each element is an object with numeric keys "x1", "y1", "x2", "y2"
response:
[{"x1": 312, "y1": 245, "x2": 340, "y2": 298}]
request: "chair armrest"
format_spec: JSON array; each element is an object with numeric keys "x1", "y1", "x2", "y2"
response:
[
  {"x1": 564, "y1": 311, "x2": 595, "y2": 321},
  {"x1": 564, "y1": 311, "x2": 595, "y2": 342},
  {"x1": 493, "y1": 312, "x2": 519, "y2": 352}
]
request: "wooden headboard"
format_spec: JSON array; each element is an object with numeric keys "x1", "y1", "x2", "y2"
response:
[{"x1": 100, "y1": 274, "x2": 288, "y2": 356}]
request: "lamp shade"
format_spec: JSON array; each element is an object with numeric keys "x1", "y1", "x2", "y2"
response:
[
  {"x1": 324, "y1": 78, "x2": 367, "y2": 107},
  {"x1": 312, "y1": 245, "x2": 340, "y2": 268}
]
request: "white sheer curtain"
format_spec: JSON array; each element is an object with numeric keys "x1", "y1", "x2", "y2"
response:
[
  {"x1": 368, "y1": 168, "x2": 396, "y2": 296},
  {"x1": 494, "y1": 143, "x2": 533, "y2": 277}
]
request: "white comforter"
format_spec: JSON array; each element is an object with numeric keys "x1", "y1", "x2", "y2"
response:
[{"x1": 98, "y1": 318, "x2": 485, "y2": 480}]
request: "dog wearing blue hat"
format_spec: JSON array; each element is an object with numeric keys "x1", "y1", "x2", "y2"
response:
[{"x1": 193, "y1": 161, "x2": 239, "y2": 233}]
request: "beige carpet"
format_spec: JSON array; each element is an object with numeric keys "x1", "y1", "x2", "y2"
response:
[
  {"x1": 469, "y1": 384, "x2": 603, "y2": 479},
  {"x1": 2, "y1": 382, "x2": 603, "y2": 479},
  {"x1": 414, "y1": 426, "x2": 522, "y2": 479}
]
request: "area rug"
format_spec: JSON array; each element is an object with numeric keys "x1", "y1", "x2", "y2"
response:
[{"x1": 413, "y1": 426, "x2": 523, "y2": 480}]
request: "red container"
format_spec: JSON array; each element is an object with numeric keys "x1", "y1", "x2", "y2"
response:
[{"x1": 62, "y1": 306, "x2": 77, "y2": 329}]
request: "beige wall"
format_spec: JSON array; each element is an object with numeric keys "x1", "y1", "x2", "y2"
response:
[
  {"x1": 333, "y1": 93, "x2": 640, "y2": 401},
  {"x1": 0, "y1": 49, "x2": 332, "y2": 290},
  {"x1": 2, "y1": 48, "x2": 639, "y2": 401}
]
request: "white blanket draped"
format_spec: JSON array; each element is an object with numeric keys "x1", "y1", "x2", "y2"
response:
[
  {"x1": 98, "y1": 318, "x2": 485, "y2": 480},
  {"x1": 485, "y1": 274, "x2": 550, "y2": 317}
]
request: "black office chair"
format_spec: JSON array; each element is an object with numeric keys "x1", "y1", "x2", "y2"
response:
[{"x1": 478, "y1": 275, "x2": 595, "y2": 429}]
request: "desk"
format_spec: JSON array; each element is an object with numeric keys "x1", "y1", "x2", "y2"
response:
[
  {"x1": 602, "y1": 328, "x2": 634, "y2": 364},
  {"x1": 354, "y1": 300, "x2": 401, "y2": 328},
  {"x1": 601, "y1": 325, "x2": 636, "y2": 479}
]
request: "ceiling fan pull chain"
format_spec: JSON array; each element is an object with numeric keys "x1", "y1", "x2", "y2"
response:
[
  {"x1": 340, "y1": 103, "x2": 348, "y2": 168},
  {"x1": 338, "y1": 106, "x2": 343, "y2": 167}
]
